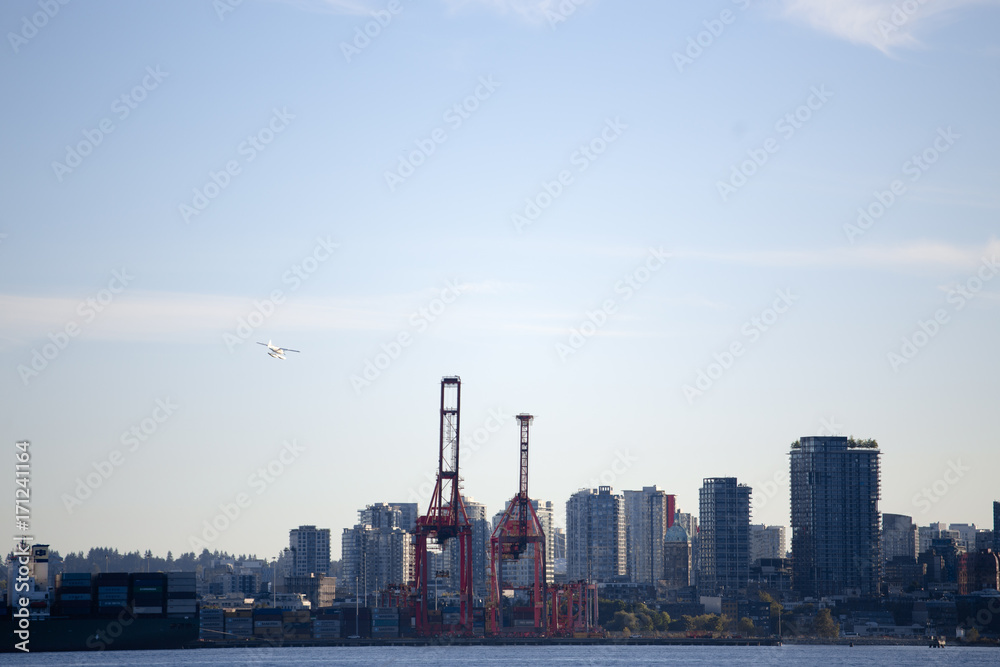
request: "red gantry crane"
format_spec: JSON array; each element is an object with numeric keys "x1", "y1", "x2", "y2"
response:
[
  {"x1": 487, "y1": 413, "x2": 548, "y2": 634},
  {"x1": 412, "y1": 377, "x2": 474, "y2": 635}
]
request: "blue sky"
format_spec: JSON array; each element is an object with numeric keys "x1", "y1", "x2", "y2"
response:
[{"x1": 1, "y1": 0, "x2": 998, "y2": 559}]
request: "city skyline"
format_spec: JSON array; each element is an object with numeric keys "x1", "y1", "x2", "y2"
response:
[{"x1": 2, "y1": 0, "x2": 999, "y2": 559}]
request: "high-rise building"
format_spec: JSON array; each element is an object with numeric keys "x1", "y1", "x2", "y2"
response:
[
  {"x1": 882, "y1": 514, "x2": 918, "y2": 563},
  {"x1": 675, "y1": 510, "x2": 699, "y2": 588},
  {"x1": 460, "y1": 496, "x2": 491, "y2": 599},
  {"x1": 790, "y1": 436, "x2": 880, "y2": 598},
  {"x1": 623, "y1": 486, "x2": 675, "y2": 584},
  {"x1": 994, "y1": 501, "x2": 999, "y2": 551},
  {"x1": 750, "y1": 524, "x2": 787, "y2": 563},
  {"x1": 566, "y1": 486, "x2": 626, "y2": 583},
  {"x1": 698, "y1": 477, "x2": 751, "y2": 596},
  {"x1": 662, "y1": 523, "x2": 692, "y2": 591},
  {"x1": 389, "y1": 502, "x2": 419, "y2": 532},
  {"x1": 359, "y1": 503, "x2": 403, "y2": 530},
  {"x1": 553, "y1": 527, "x2": 566, "y2": 560},
  {"x1": 289, "y1": 525, "x2": 331, "y2": 577},
  {"x1": 341, "y1": 504, "x2": 413, "y2": 602}
]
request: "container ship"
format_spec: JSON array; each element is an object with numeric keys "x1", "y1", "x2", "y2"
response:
[{"x1": 3, "y1": 544, "x2": 197, "y2": 653}]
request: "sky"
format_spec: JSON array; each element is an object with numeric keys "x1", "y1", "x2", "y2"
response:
[{"x1": 1, "y1": 0, "x2": 998, "y2": 561}]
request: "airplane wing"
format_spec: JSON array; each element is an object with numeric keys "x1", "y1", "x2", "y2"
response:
[
  {"x1": 283, "y1": 349, "x2": 301, "y2": 353},
  {"x1": 256, "y1": 342, "x2": 268, "y2": 346}
]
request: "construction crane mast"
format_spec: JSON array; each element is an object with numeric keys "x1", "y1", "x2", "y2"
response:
[
  {"x1": 487, "y1": 413, "x2": 547, "y2": 634},
  {"x1": 412, "y1": 376, "x2": 474, "y2": 635}
]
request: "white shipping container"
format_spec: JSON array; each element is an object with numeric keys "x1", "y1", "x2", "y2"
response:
[{"x1": 134, "y1": 606, "x2": 163, "y2": 613}]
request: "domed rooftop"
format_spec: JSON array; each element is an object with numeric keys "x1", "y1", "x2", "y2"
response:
[{"x1": 664, "y1": 524, "x2": 689, "y2": 543}]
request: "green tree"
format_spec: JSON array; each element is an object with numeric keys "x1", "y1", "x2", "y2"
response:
[
  {"x1": 814, "y1": 608, "x2": 839, "y2": 638},
  {"x1": 598, "y1": 598, "x2": 628, "y2": 627},
  {"x1": 738, "y1": 617, "x2": 755, "y2": 636},
  {"x1": 709, "y1": 614, "x2": 724, "y2": 633},
  {"x1": 608, "y1": 610, "x2": 639, "y2": 632},
  {"x1": 758, "y1": 590, "x2": 783, "y2": 616}
]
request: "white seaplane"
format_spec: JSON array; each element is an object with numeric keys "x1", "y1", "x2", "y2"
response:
[{"x1": 257, "y1": 340, "x2": 300, "y2": 360}]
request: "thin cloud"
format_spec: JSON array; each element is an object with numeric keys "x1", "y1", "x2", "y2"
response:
[
  {"x1": 0, "y1": 281, "x2": 518, "y2": 347},
  {"x1": 441, "y1": 0, "x2": 584, "y2": 24},
  {"x1": 678, "y1": 238, "x2": 1000, "y2": 271},
  {"x1": 777, "y1": 0, "x2": 999, "y2": 53}
]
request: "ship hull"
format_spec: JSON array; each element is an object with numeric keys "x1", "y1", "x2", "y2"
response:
[{"x1": 3, "y1": 615, "x2": 197, "y2": 652}]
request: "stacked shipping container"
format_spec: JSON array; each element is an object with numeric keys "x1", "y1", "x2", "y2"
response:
[
  {"x1": 224, "y1": 609, "x2": 253, "y2": 638},
  {"x1": 253, "y1": 608, "x2": 283, "y2": 640},
  {"x1": 95, "y1": 573, "x2": 129, "y2": 616},
  {"x1": 312, "y1": 608, "x2": 341, "y2": 639},
  {"x1": 371, "y1": 607, "x2": 399, "y2": 638},
  {"x1": 166, "y1": 572, "x2": 197, "y2": 616},
  {"x1": 282, "y1": 609, "x2": 311, "y2": 639},
  {"x1": 199, "y1": 608, "x2": 225, "y2": 640},
  {"x1": 131, "y1": 572, "x2": 166, "y2": 616},
  {"x1": 54, "y1": 572, "x2": 92, "y2": 616}
]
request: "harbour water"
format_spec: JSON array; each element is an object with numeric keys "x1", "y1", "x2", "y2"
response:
[{"x1": 2, "y1": 645, "x2": 996, "y2": 666}]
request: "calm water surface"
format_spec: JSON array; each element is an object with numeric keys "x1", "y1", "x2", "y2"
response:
[{"x1": 2, "y1": 645, "x2": 994, "y2": 666}]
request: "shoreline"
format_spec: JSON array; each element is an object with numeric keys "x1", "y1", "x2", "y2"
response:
[{"x1": 181, "y1": 636, "x2": 994, "y2": 649}]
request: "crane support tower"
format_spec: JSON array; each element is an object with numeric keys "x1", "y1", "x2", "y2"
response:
[
  {"x1": 412, "y1": 376, "x2": 474, "y2": 635},
  {"x1": 548, "y1": 581, "x2": 599, "y2": 636},
  {"x1": 487, "y1": 413, "x2": 548, "y2": 634}
]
